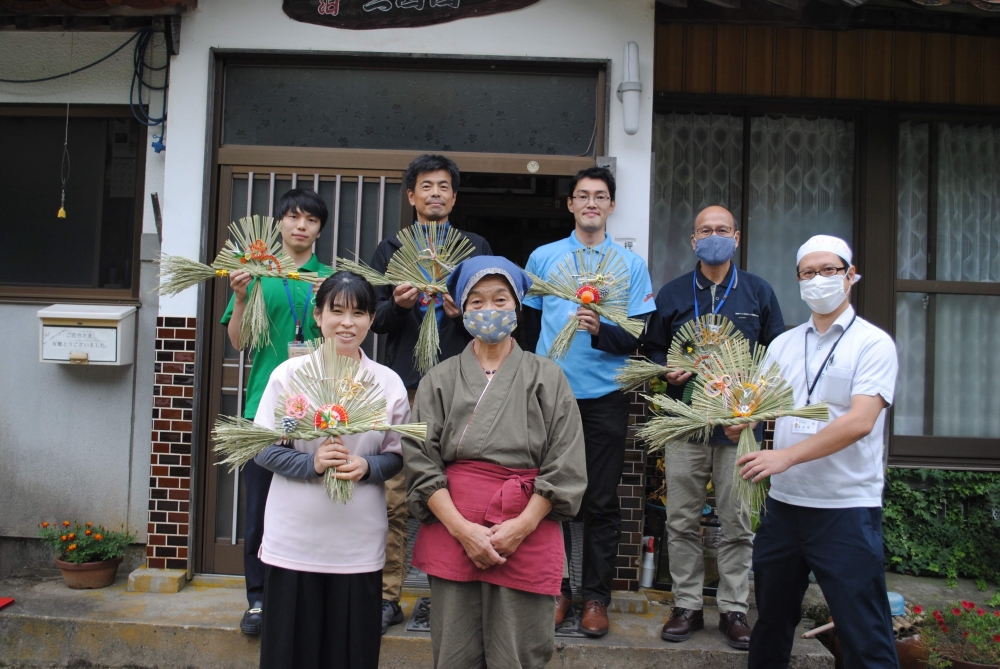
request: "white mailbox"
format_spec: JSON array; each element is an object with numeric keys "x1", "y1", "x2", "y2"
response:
[{"x1": 38, "y1": 304, "x2": 137, "y2": 366}]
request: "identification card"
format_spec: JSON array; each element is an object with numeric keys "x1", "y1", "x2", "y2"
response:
[
  {"x1": 287, "y1": 342, "x2": 310, "y2": 358},
  {"x1": 791, "y1": 418, "x2": 819, "y2": 435}
]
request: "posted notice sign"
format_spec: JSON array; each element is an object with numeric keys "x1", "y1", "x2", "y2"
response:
[{"x1": 42, "y1": 326, "x2": 118, "y2": 363}]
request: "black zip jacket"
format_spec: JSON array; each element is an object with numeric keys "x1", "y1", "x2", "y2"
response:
[{"x1": 369, "y1": 227, "x2": 493, "y2": 389}]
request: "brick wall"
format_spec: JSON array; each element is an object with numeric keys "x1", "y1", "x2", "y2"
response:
[
  {"x1": 146, "y1": 317, "x2": 197, "y2": 570},
  {"x1": 613, "y1": 387, "x2": 649, "y2": 592}
]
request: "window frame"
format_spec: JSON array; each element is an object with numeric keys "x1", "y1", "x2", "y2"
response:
[
  {"x1": 0, "y1": 104, "x2": 146, "y2": 305},
  {"x1": 891, "y1": 112, "x2": 1000, "y2": 469}
]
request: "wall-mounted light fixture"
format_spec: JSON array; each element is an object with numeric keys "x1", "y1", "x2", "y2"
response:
[{"x1": 617, "y1": 41, "x2": 642, "y2": 136}]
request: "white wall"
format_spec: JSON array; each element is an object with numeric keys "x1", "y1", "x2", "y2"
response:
[{"x1": 159, "y1": 0, "x2": 657, "y2": 316}]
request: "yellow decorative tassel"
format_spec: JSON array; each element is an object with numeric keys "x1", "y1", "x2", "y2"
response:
[
  {"x1": 287, "y1": 271, "x2": 300, "y2": 280},
  {"x1": 57, "y1": 207, "x2": 66, "y2": 219},
  {"x1": 215, "y1": 269, "x2": 228, "y2": 278}
]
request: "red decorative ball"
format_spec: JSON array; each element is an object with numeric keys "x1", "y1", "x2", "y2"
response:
[{"x1": 576, "y1": 284, "x2": 600, "y2": 305}]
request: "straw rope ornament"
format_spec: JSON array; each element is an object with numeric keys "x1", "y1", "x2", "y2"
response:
[
  {"x1": 157, "y1": 216, "x2": 322, "y2": 350},
  {"x1": 335, "y1": 222, "x2": 475, "y2": 374},
  {"x1": 526, "y1": 247, "x2": 645, "y2": 360},
  {"x1": 636, "y1": 337, "x2": 829, "y2": 519},
  {"x1": 614, "y1": 315, "x2": 745, "y2": 392},
  {"x1": 212, "y1": 338, "x2": 427, "y2": 504}
]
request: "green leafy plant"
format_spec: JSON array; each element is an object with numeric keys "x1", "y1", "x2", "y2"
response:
[
  {"x1": 882, "y1": 469, "x2": 1000, "y2": 587},
  {"x1": 39, "y1": 521, "x2": 135, "y2": 564},
  {"x1": 920, "y1": 600, "x2": 1000, "y2": 667}
]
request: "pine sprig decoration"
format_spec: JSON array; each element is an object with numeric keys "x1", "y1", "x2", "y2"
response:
[
  {"x1": 526, "y1": 247, "x2": 645, "y2": 360},
  {"x1": 637, "y1": 338, "x2": 829, "y2": 518},
  {"x1": 212, "y1": 339, "x2": 427, "y2": 504},
  {"x1": 158, "y1": 216, "x2": 322, "y2": 350},
  {"x1": 335, "y1": 222, "x2": 475, "y2": 374},
  {"x1": 666, "y1": 315, "x2": 745, "y2": 376}
]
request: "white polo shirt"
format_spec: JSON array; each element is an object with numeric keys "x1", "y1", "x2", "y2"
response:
[{"x1": 766, "y1": 305, "x2": 898, "y2": 509}]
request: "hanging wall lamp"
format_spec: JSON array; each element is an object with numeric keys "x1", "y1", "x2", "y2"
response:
[{"x1": 617, "y1": 41, "x2": 642, "y2": 136}]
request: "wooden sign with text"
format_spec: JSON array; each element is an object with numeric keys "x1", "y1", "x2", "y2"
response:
[{"x1": 283, "y1": 0, "x2": 541, "y2": 30}]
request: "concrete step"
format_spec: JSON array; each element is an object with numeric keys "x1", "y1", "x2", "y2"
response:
[{"x1": 0, "y1": 571, "x2": 832, "y2": 669}]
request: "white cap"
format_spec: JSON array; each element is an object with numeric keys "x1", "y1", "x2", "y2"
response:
[{"x1": 796, "y1": 235, "x2": 853, "y2": 266}]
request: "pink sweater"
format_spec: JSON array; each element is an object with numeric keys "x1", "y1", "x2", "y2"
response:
[{"x1": 253, "y1": 350, "x2": 408, "y2": 574}]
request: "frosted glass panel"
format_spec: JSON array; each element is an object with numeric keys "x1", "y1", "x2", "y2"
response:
[
  {"x1": 897, "y1": 123, "x2": 930, "y2": 281},
  {"x1": 746, "y1": 117, "x2": 855, "y2": 326},
  {"x1": 649, "y1": 113, "x2": 744, "y2": 291},
  {"x1": 893, "y1": 292, "x2": 927, "y2": 436},
  {"x1": 224, "y1": 66, "x2": 598, "y2": 156}
]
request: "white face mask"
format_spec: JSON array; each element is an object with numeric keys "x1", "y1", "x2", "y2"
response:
[{"x1": 799, "y1": 274, "x2": 849, "y2": 315}]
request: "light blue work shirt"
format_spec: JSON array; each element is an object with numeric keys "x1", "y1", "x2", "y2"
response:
[{"x1": 524, "y1": 231, "x2": 655, "y2": 400}]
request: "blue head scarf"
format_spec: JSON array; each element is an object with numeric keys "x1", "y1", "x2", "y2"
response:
[{"x1": 446, "y1": 256, "x2": 533, "y2": 311}]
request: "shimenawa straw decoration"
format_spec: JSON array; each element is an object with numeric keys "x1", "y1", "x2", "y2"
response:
[
  {"x1": 336, "y1": 222, "x2": 475, "y2": 374},
  {"x1": 614, "y1": 315, "x2": 745, "y2": 391},
  {"x1": 212, "y1": 338, "x2": 427, "y2": 504},
  {"x1": 636, "y1": 337, "x2": 829, "y2": 518},
  {"x1": 158, "y1": 216, "x2": 322, "y2": 350},
  {"x1": 526, "y1": 247, "x2": 645, "y2": 360}
]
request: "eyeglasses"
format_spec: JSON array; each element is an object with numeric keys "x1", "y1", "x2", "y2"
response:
[
  {"x1": 797, "y1": 266, "x2": 848, "y2": 281},
  {"x1": 694, "y1": 227, "x2": 735, "y2": 239},
  {"x1": 571, "y1": 193, "x2": 612, "y2": 204}
]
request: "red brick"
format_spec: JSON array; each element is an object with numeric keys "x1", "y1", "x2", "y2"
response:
[
  {"x1": 179, "y1": 502, "x2": 190, "y2": 512},
  {"x1": 171, "y1": 421, "x2": 193, "y2": 432},
  {"x1": 175, "y1": 352, "x2": 195, "y2": 362},
  {"x1": 181, "y1": 456, "x2": 191, "y2": 466},
  {"x1": 175, "y1": 328, "x2": 196, "y2": 340},
  {"x1": 154, "y1": 374, "x2": 172, "y2": 386},
  {"x1": 146, "y1": 545, "x2": 156, "y2": 556},
  {"x1": 154, "y1": 397, "x2": 171, "y2": 407},
  {"x1": 186, "y1": 317, "x2": 198, "y2": 328},
  {"x1": 147, "y1": 523, "x2": 156, "y2": 534},
  {"x1": 161, "y1": 386, "x2": 183, "y2": 397},
  {"x1": 148, "y1": 558, "x2": 166, "y2": 569},
  {"x1": 162, "y1": 363, "x2": 185, "y2": 374},
  {"x1": 156, "y1": 328, "x2": 175, "y2": 339},
  {"x1": 183, "y1": 386, "x2": 194, "y2": 398},
  {"x1": 159, "y1": 477, "x2": 180, "y2": 489},
  {"x1": 148, "y1": 534, "x2": 166, "y2": 546},
  {"x1": 153, "y1": 443, "x2": 170, "y2": 454},
  {"x1": 177, "y1": 547, "x2": 189, "y2": 559},
  {"x1": 153, "y1": 420, "x2": 171, "y2": 431},
  {"x1": 168, "y1": 512, "x2": 188, "y2": 524},
  {"x1": 169, "y1": 489, "x2": 187, "y2": 500},
  {"x1": 161, "y1": 408, "x2": 182, "y2": 419},
  {"x1": 151, "y1": 466, "x2": 168, "y2": 477},
  {"x1": 179, "y1": 478, "x2": 190, "y2": 490},
  {"x1": 177, "y1": 524, "x2": 189, "y2": 535}
]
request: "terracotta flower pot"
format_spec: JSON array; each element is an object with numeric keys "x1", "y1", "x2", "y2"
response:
[{"x1": 54, "y1": 557, "x2": 122, "y2": 589}]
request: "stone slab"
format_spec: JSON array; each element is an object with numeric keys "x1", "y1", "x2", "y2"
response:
[{"x1": 126, "y1": 567, "x2": 187, "y2": 594}]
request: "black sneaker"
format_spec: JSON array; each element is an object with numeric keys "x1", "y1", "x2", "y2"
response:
[
  {"x1": 381, "y1": 599, "x2": 404, "y2": 635},
  {"x1": 240, "y1": 600, "x2": 263, "y2": 636}
]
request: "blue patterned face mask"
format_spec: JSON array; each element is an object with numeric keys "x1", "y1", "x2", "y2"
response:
[{"x1": 462, "y1": 309, "x2": 517, "y2": 344}]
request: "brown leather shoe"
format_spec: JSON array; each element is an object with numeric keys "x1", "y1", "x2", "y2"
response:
[
  {"x1": 580, "y1": 600, "x2": 609, "y2": 638},
  {"x1": 719, "y1": 611, "x2": 752, "y2": 650},
  {"x1": 554, "y1": 594, "x2": 573, "y2": 627},
  {"x1": 660, "y1": 607, "x2": 704, "y2": 642}
]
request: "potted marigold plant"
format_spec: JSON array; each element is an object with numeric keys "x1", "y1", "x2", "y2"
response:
[
  {"x1": 921, "y1": 600, "x2": 1000, "y2": 668},
  {"x1": 38, "y1": 521, "x2": 135, "y2": 589}
]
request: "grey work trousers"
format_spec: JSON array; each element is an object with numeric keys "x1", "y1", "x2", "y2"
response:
[
  {"x1": 429, "y1": 576, "x2": 555, "y2": 669},
  {"x1": 665, "y1": 440, "x2": 753, "y2": 613}
]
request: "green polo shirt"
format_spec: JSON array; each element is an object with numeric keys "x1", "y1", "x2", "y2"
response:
[{"x1": 221, "y1": 254, "x2": 332, "y2": 419}]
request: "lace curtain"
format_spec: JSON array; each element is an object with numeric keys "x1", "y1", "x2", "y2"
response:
[
  {"x1": 649, "y1": 113, "x2": 743, "y2": 290},
  {"x1": 894, "y1": 122, "x2": 1000, "y2": 438},
  {"x1": 746, "y1": 117, "x2": 855, "y2": 326}
]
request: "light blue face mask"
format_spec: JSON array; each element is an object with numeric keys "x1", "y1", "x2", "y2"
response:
[
  {"x1": 695, "y1": 235, "x2": 737, "y2": 266},
  {"x1": 462, "y1": 309, "x2": 518, "y2": 345}
]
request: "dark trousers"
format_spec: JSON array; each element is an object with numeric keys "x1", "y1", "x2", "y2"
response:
[
  {"x1": 243, "y1": 458, "x2": 273, "y2": 606},
  {"x1": 260, "y1": 565, "x2": 382, "y2": 669},
  {"x1": 561, "y1": 390, "x2": 630, "y2": 605},
  {"x1": 749, "y1": 497, "x2": 899, "y2": 669}
]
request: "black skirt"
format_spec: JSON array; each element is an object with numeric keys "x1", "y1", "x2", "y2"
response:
[{"x1": 259, "y1": 565, "x2": 382, "y2": 669}]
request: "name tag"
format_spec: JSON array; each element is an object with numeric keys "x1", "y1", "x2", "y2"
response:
[
  {"x1": 791, "y1": 418, "x2": 819, "y2": 435},
  {"x1": 287, "y1": 342, "x2": 310, "y2": 358}
]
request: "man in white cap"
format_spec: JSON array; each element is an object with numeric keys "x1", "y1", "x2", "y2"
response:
[{"x1": 737, "y1": 235, "x2": 899, "y2": 669}]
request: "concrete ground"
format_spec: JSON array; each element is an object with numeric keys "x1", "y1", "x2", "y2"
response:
[{"x1": 0, "y1": 568, "x2": 833, "y2": 669}]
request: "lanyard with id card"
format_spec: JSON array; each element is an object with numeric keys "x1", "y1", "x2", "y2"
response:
[{"x1": 284, "y1": 279, "x2": 313, "y2": 359}]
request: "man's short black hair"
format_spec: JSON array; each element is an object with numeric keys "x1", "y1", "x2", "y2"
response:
[
  {"x1": 404, "y1": 154, "x2": 461, "y2": 193},
  {"x1": 275, "y1": 189, "x2": 329, "y2": 229},
  {"x1": 568, "y1": 166, "x2": 616, "y2": 202}
]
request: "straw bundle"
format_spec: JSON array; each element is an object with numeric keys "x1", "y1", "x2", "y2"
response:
[
  {"x1": 158, "y1": 216, "x2": 322, "y2": 350},
  {"x1": 336, "y1": 222, "x2": 475, "y2": 374},
  {"x1": 526, "y1": 247, "x2": 645, "y2": 360},
  {"x1": 212, "y1": 338, "x2": 427, "y2": 503},
  {"x1": 637, "y1": 337, "x2": 829, "y2": 518}
]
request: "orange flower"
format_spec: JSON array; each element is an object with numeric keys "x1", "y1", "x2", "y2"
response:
[
  {"x1": 94, "y1": 534, "x2": 103, "y2": 541},
  {"x1": 41, "y1": 522, "x2": 49, "y2": 528},
  {"x1": 85, "y1": 522, "x2": 93, "y2": 528},
  {"x1": 62, "y1": 521, "x2": 71, "y2": 527},
  {"x1": 68, "y1": 533, "x2": 76, "y2": 540},
  {"x1": 85, "y1": 529, "x2": 92, "y2": 536},
  {"x1": 67, "y1": 544, "x2": 77, "y2": 551},
  {"x1": 60, "y1": 535, "x2": 67, "y2": 542}
]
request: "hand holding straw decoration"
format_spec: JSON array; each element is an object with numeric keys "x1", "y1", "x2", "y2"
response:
[
  {"x1": 636, "y1": 337, "x2": 829, "y2": 519},
  {"x1": 212, "y1": 338, "x2": 427, "y2": 504},
  {"x1": 157, "y1": 216, "x2": 322, "y2": 350},
  {"x1": 336, "y1": 222, "x2": 475, "y2": 374},
  {"x1": 526, "y1": 247, "x2": 645, "y2": 360},
  {"x1": 615, "y1": 315, "x2": 745, "y2": 391}
]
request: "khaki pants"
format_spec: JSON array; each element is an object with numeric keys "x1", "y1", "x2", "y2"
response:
[
  {"x1": 383, "y1": 388, "x2": 416, "y2": 603},
  {"x1": 665, "y1": 440, "x2": 752, "y2": 613}
]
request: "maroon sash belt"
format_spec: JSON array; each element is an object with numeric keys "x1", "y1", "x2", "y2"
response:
[{"x1": 411, "y1": 460, "x2": 563, "y2": 596}]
